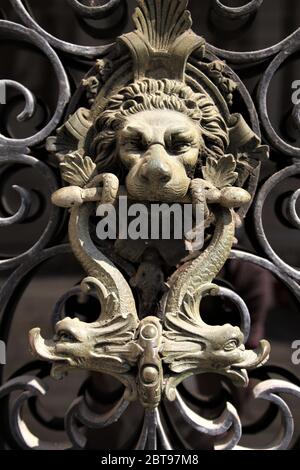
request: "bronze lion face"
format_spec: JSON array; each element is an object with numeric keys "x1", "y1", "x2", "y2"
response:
[{"x1": 88, "y1": 78, "x2": 229, "y2": 202}]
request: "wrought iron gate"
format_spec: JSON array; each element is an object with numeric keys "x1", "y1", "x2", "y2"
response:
[{"x1": 0, "y1": 0, "x2": 300, "y2": 451}]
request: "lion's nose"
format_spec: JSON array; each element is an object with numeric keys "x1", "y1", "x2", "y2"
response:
[{"x1": 141, "y1": 159, "x2": 171, "y2": 183}]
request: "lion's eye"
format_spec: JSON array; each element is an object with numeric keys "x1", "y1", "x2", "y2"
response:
[
  {"x1": 127, "y1": 137, "x2": 147, "y2": 152},
  {"x1": 169, "y1": 140, "x2": 192, "y2": 154},
  {"x1": 224, "y1": 339, "x2": 239, "y2": 352}
]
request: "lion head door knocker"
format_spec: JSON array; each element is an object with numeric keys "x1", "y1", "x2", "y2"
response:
[{"x1": 29, "y1": 0, "x2": 270, "y2": 409}]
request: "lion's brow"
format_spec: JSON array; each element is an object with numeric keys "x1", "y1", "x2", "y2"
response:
[
  {"x1": 122, "y1": 125, "x2": 149, "y2": 138},
  {"x1": 165, "y1": 127, "x2": 197, "y2": 139},
  {"x1": 121, "y1": 125, "x2": 153, "y2": 145}
]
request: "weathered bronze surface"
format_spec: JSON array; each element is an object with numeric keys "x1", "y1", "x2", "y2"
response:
[{"x1": 29, "y1": 0, "x2": 270, "y2": 409}]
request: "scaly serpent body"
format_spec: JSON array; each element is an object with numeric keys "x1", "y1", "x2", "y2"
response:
[
  {"x1": 69, "y1": 203, "x2": 138, "y2": 323},
  {"x1": 165, "y1": 207, "x2": 235, "y2": 317}
]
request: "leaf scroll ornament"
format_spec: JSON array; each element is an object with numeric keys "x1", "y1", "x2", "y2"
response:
[
  {"x1": 60, "y1": 150, "x2": 97, "y2": 187},
  {"x1": 202, "y1": 155, "x2": 238, "y2": 189}
]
